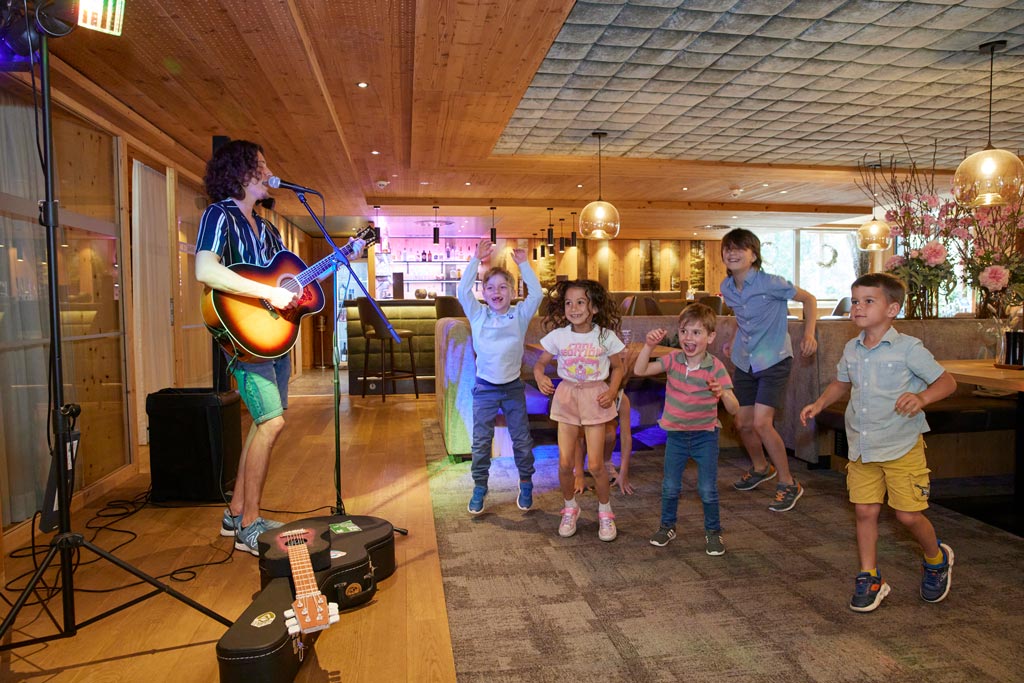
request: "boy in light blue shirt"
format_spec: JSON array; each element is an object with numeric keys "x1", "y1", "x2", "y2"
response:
[
  {"x1": 801, "y1": 273, "x2": 957, "y2": 613},
  {"x1": 458, "y1": 239, "x2": 543, "y2": 514}
]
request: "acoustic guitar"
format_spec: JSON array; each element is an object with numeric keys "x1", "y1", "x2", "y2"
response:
[{"x1": 201, "y1": 227, "x2": 375, "y2": 362}]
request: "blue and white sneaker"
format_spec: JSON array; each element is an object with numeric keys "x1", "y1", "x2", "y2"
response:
[
  {"x1": 850, "y1": 572, "x2": 890, "y2": 612},
  {"x1": 221, "y1": 509, "x2": 282, "y2": 537},
  {"x1": 468, "y1": 485, "x2": 487, "y2": 514},
  {"x1": 220, "y1": 508, "x2": 241, "y2": 537},
  {"x1": 235, "y1": 517, "x2": 273, "y2": 556},
  {"x1": 921, "y1": 542, "x2": 954, "y2": 603},
  {"x1": 517, "y1": 482, "x2": 533, "y2": 511}
]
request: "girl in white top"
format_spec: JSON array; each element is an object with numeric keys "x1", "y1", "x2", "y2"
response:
[{"x1": 533, "y1": 280, "x2": 625, "y2": 541}]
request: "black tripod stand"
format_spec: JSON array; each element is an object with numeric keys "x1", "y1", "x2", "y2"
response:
[{"x1": 0, "y1": 33, "x2": 231, "y2": 653}]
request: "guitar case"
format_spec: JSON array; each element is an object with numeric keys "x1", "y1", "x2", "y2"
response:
[{"x1": 216, "y1": 514, "x2": 396, "y2": 683}]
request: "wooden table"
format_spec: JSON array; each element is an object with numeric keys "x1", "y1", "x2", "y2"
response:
[{"x1": 940, "y1": 359, "x2": 1024, "y2": 502}]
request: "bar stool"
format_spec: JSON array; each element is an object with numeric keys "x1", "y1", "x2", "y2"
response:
[{"x1": 356, "y1": 298, "x2": 420, "y2": 402}]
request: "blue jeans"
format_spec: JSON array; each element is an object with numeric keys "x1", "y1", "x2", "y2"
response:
[
  {"x1": 660, "y1": 429, "x2": 721, "y2": 532},
  {"x1": 470, "y1": 378, "x2": 535, "y2": 486}
]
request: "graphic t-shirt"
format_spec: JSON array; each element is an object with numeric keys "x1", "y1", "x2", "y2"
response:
[{"x1": 539, "y1": 325, "x2": 625, "y2": 382}]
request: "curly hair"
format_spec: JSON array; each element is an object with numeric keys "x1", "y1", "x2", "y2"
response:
[
  {"x1": 541, "y1": 279, "x2": 621, "y2": 336},
  {"x1": 203, "y1": 140, "x2": 264, "y2": 201}
]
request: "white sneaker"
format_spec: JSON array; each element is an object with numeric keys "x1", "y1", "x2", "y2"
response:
[
  {"x1": 558, "y1": 507, "x2": 580, "y2": 537},
  {"x1": 598, "y1": 511, "x2": 617, "y2": 542}
]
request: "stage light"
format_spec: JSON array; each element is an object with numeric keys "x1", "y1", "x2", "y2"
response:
[{"x1": 78, "y1": 0, "x2": 125, "y2": 36}]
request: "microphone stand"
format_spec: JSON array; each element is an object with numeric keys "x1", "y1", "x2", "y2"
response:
[{"x1": 291, "y1": 193, "x2": 407, "y2": 535}]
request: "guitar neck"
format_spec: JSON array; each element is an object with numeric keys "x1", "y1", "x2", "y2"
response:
[
  {"x1": 295, "y1": 242, "x2": 361, "y2": 288},
  {"x1": 286, "y1": 543, "x2": 321, "y2": 599}
]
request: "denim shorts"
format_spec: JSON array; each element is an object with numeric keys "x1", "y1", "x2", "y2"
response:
[
  {"x1": 230, "y1": 355, "x2": 291, "y2": 424},
  {"x1": 732, "y1": 357, "x2": 792, "y2": 410}
]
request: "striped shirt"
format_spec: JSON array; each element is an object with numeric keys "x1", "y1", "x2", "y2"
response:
[
  {"x1": 658, "y1": 351, "x2": 732, "y2": 432},
  {"x1": 195, "y1": 198, "x2": 285, "y2": 267}
]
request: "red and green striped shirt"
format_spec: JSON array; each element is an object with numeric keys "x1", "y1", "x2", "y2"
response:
[{"x1": 658, "y1": 351, "x2": 732, "y2": 432}]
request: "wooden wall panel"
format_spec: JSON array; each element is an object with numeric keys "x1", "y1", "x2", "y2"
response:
[{"x1": 704, "y1": 239, "x2": 728, "y2": 294}]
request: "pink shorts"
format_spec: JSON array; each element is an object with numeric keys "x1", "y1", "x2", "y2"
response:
[{"x1": 549, "y1": 380, "x2": 617, "y2": 426}]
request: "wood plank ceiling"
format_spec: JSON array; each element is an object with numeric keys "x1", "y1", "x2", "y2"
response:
[{"x1": 31, "y1": 0, "x2": 1024, "y2": 240}]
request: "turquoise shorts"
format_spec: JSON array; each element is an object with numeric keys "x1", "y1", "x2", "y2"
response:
[{"x1": 230, "y1": 355, "x2": 291, "y2": 424}]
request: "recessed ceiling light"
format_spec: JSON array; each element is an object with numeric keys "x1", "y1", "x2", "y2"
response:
[
  {"x1": 465, "y1": 182, "x2": 471, "y2": 186},
  {"x1": 420, "y1": 181, "x2": 429, "y2": 185},
  {"x1": 693, "y1": 231, "x2": 697, "y2": 235},
  {"x1": 357, "y1": 82, "x2": 368, "y2": 88},
  {"x1": 682, "y1": 187, "x2": 689, "y2": 191},
  {"x1": 780, "y1": 190, "x2": 788, "y2": 194},
  {"x1": 732, "y1": 216, "x2": 738, "y2": 219},
  {"x1": 762, "y1": 183, "x2": 769, "y2": 187},
  {"x1": 371, "y1": 150, "x2": 379, "y2": 155},
  {"x1": 391, "y1": 174, "x2": 398, "y2": 178},
  {"x1": 577, "y1": 184, "x2": 583, "y2": 188}
]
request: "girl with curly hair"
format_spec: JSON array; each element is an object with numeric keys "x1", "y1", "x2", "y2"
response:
[{"x1": 533, "y1": 279, "x2": 625, "y2": 541}]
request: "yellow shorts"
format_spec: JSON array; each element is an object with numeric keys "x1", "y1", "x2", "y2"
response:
[{"x1": 846, "y1": 436, "x2": 931, "y2": 512}]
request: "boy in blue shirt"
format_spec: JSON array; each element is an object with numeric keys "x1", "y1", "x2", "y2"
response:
[
  {"x1": 801, "y1": 273, "x2": 957, "y2": 612},
  {"x1": 458, "y1": 239, "x2": 543, "y2": 514}
]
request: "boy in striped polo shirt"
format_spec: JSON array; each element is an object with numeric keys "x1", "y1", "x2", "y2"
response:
[{"x1": 634, "y1": 304, "x2": 739, "y2": 555}]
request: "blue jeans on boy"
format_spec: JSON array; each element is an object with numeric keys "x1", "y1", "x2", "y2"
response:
[
  {"x1": 471, "y1": 378, "x2": 535, "y2": 486},
  {"x1": 660, "y1": 429, "x2": 721, "y2": 532}
]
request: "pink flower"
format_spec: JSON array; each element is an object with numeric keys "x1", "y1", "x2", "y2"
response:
[
  {"x1": 979, "y1": 265, "x2": 1011, "y2": 291},
  {"x1": 924, "y1": 194, "x2": 940, "y2": 209},
  {"x1": 885, "y1": 255, "x2": 906, "y2": 270},
  {"x1": 920, "y1": 240, "x2": 947, "y2": 266},
  {"x1": 909, "y1": 249, "x2": 920, "y2": 259}
]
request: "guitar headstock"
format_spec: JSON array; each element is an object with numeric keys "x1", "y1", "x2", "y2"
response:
[
  {"x1": 342, "y1": 226, "x2": 378, "y2": 259},
  {"x1": 285, "y1": 593, "x2": 339, "y2": 635}
]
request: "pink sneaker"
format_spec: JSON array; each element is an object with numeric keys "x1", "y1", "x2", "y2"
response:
[
  {"x1": 558, "y1": 507, "x2": 580, "y2": 537},
  {"x1": 598, "y1": 511, "x2": 617, "y2": 542}
]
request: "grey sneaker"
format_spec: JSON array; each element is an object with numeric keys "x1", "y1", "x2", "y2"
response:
[
  {"x1": 705, "y1": 532, "x2": 725, "y2": 556},
  {"x1": 733, "y1": 465, "x2": 777, "y2": 491},
  {"x1": 768, "y1": 481, "x2": 804, "y2": 512},
  {"x1": 650, "y1": 527, "x2": 676, "y2": 547}
]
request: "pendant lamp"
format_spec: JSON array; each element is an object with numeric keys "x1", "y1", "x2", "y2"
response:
[
  {"x1": 570, "y1": 211, "x2": 578, "y2": 247},
  {"x1": 578, "y1": 132, "x2": 620, "y2": 239},
  {"x1": 952, "y1": 41, "x2": 1024, "y2": 208},
  {"x1": 546, "y1": 208, "x2": 555, "y2": 247},
  {"x1": 490, "y1": 206, "x2": 497, "y2": 243},
  {"x1": 857, "y1": 178, "x2": 891, "y2": 252},
  {"x1": 559, "y1": 218, "x2": 566, "y2": 253},
  {"x1": 432, "y1": 205, "x2": 440, "y2": 244}
]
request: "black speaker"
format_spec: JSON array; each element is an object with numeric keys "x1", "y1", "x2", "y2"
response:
[{"x1": 146, "y1": 388, "x2": 242, "y2": 502}]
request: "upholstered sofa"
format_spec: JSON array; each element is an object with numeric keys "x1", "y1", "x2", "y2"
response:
[{"x1": 435, "y1": 315, "x2": 1012, "y2": 477}]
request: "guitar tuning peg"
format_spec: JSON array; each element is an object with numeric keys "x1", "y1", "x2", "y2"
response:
[
  {"x1": 284, "y1": 609, "x2": 295, "y2": 618},
  {"x1": 329, "y1": 615, "x2": 340, "y2": 625},
  {"x1": 287, "y1": 624, "x2": 300, "y2": 636},
  {"x1": 328, "y1": 603, "x2": 339, "y2": 616}
]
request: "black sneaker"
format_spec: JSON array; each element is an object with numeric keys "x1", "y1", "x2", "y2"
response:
[
  {"x1": 649, "y1": 527, "x2": 676, "y2": 547},
  {"x1": 921, "y1": 542, "x2": 954, "y2": 603},
  {"x1": 768, "y1": 481, "x2": 804, "y2": 512},
  {"x1": 850, "y1": 572, "x2": 890, "y2": 612},
  {"x1": 733, "y1": 465, "x2": 777, "y2": 491},
  {"x1": 704, "y1": 532, "x2": 725, "y2": 556}
]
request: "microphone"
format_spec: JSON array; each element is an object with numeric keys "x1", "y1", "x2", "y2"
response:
[{"x1": 267, "y1": 176, "x2": 321, "y2": 195}]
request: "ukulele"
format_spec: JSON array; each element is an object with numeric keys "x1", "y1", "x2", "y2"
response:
[
  {"x1": 201, "y1": 227, "x2": 375, "y2": 362},
  {"x1": 278, "y1": 528, "x2": 339, "y2": 636}
]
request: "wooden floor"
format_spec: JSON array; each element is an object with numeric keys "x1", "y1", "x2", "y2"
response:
[{"x1": 0, "y1": 393, "x2": 457, "y2": 683}]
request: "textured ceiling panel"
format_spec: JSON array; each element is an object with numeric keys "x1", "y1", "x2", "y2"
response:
[{"x1": 495, "y1": 0, "x2": 1024, "y2": 168}]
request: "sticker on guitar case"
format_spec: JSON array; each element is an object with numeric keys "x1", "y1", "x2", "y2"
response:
[
  {"x1": 330, "y1": 520, "x2": 363, "y2": 534},
  {"x1": 330, "y1": 550, "x2": 348, "y2": 559},
  {"x1": 251, "y1": 611, "x2": 277, "y2": 628}
]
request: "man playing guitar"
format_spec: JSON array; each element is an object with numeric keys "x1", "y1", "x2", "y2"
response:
[{"x1": 194, "y1": 140, "x2": 364, "y2": 555}]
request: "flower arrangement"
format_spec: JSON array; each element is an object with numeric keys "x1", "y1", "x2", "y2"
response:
[{"x1": 859, "y1": 143, "x2": 1024, "y2": 319}]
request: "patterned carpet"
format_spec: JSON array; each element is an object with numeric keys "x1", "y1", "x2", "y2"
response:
[{"x1": 423, "y1": 419, "x2": 1024, "y2": 683}]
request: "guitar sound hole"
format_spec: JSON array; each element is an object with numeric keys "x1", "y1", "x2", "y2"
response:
[{"x1": 280, "y1": 278, "x2": 302, "y2": 295}]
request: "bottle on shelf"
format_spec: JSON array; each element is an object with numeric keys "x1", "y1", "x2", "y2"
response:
[
  {"x1": 421, "y1": 250, "x2": 427, "y2": 262},
  {"x1": 340, "y1": 342, "x2": 348, "y2": 363}
]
